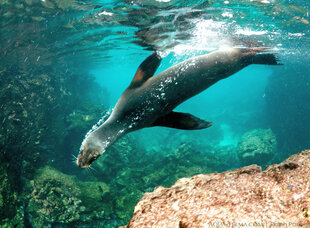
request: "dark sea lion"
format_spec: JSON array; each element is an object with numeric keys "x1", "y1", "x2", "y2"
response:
[{"x1": 77, "y1": 47, "x2": 280, "y2": 168}]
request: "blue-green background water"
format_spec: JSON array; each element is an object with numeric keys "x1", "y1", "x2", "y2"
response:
[{"x1": 0, "y1": 0, "x2": 309, "y2": 227}]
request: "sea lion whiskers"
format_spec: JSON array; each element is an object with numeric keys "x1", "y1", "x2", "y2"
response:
[
  {"x1": 72, "y1": 154, "x2": 78, "y2": 166},
  {"x1": 87, "y1": 163, "x2": 97, "y2": 175},
  {"x1": 84, "y1": 165, "x2": 95, "y2": 176}
]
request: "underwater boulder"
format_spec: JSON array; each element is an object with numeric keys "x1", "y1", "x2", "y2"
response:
[
  {"x1": 236, "y1": 128, "x2": 277, "y2": 166},
  {"x1": 26, "y1": 166, "x2": 110, "y2": 227},
  {"x1": 125, "y1": 150, "x2": 310, "y2": 227}
]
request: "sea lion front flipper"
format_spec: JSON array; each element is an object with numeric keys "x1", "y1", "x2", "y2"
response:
[
  {"x1": 152, "y1": 111, "x2": 213, "y2": 130},
  {"x1": 129, "y1": 52, "x2": 162, "y2": 88}
]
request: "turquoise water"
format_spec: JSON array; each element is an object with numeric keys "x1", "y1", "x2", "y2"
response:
[{"x1": 1, "y1": 0, "x2": 309, "y2": 227}]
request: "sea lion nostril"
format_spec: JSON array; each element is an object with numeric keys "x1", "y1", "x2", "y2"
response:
[{"x1": 77, "y1": 156, "x2": 86, "y2": 167}]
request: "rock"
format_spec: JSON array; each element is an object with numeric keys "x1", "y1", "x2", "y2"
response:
[
  {"x1": 126, "y1": 150, "x2": 310, "y2": 227},
  {"x1": 237, "y1": 128, "x2": 277, "y2": 166},
  {"x1": 90, "y1": 140, "x2": 220, "y2": 223},
  {"x1": 26, "y1": 166, "x2": 110, "y2": 227},
  {"x1": 115, "y1": 185, "x2": 144, "y2": 221},
  {"x1": 144, "y1": 143, "x2": 220, "y2": 188},
  {"x1": 0, "y1": 209, "x2": 24, "y2": 228}
]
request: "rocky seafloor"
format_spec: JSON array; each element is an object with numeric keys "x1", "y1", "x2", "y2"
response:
[
  {"x1": 0, "y1": 124, "x2": 279, "y2": 227},
  {"x1": 125, "y1": 149, "x2": 310, "y2": 227}
]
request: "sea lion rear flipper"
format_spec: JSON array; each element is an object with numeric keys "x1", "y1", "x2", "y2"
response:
[
  {"x1": 129, "y1": 52, "x2": 162, "y2": 88},
  {"x1": 152, "y1": 111, "x2": 213, "y2": 130},
  {"x1": 241, "y1": 48, "x2": 282, "y2": 65}
]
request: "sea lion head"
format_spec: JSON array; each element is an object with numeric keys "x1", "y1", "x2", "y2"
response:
[{"x1": 76, "y1": 134, "x2": 103, "y2": 168}]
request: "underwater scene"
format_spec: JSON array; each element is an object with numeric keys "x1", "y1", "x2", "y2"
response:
[{"x1": 0, "y1": 0, "x2": 310, "y2": 227}]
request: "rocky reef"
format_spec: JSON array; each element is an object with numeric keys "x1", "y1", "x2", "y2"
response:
[
  {"x1": 236, "y1": 128, "x2": 277, "y2": 166},
  {"x1": 0, "y1": 130, "x2": 223, "y2": 227},
  {"x1": 0, "y1": 63, "x2": 107, "y2": 226},
  {"x1": 26, "y1": 166, "x2": 109, "y2": 227},
  {"x1": 126, "y1": 150, "x2": 310, "y2": 227},
  {"x1": 90, "y1": 138, "x2": 221, "y2": 223}
]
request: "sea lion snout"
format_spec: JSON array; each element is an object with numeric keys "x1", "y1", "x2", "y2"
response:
[
  {"x1": 76, "y1": 156, "x2": 90, "y2": 168},
  {"x1": 76, "y1": 150, "x2": 100, "y2": 168},
  {"x1": 77, "y1": 137, "x2": 102, "y2": 168}
]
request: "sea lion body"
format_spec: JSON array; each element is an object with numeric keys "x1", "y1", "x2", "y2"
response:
[
  {"x1": 77, "y1": 48, "x2": 280, "y2": 168},
  {"x1": 111, "y1": 49, "x2": 241, "y2": 129}
]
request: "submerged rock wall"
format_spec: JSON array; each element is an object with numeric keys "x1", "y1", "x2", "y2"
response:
[
  {"x1": 0, "y1": 64, "x2": 107, "y2": 226},
  {"x1": 126, "y1": 150, "x2": 310, "y2": 227}
]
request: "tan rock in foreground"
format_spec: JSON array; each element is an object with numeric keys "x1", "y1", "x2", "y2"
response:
[{"x1": 125, "y1": 150, "x2": 310, "y2": 227}]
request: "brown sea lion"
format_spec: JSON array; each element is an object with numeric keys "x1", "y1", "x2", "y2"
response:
[{"x1": 77, "y1": 47, "x2": 280, "y2": 168}]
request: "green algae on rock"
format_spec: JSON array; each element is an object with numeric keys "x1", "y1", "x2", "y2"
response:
[
  {"x1": 115, "y1": 185, "x2": 144, "y2": 221},
  {"x1": 26, "y1": 166, "x2": 110, "y2": 227},
  {"x1": 0, "y1": 58, "x2": 108, "y2": 223},
  {"x1": 0, "y1": 209, "x2": 24, "y2": 228},
  {"x1": 144, "y1": 143, "x2": 220, "y2": 188},
  {"x1": 237, "y1": 128, "x2": 277, "y2": 167}
]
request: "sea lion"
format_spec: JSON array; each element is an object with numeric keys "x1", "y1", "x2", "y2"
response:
[{"x1": 77, "y1": 47, "x2": 280, "y2": 168}]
